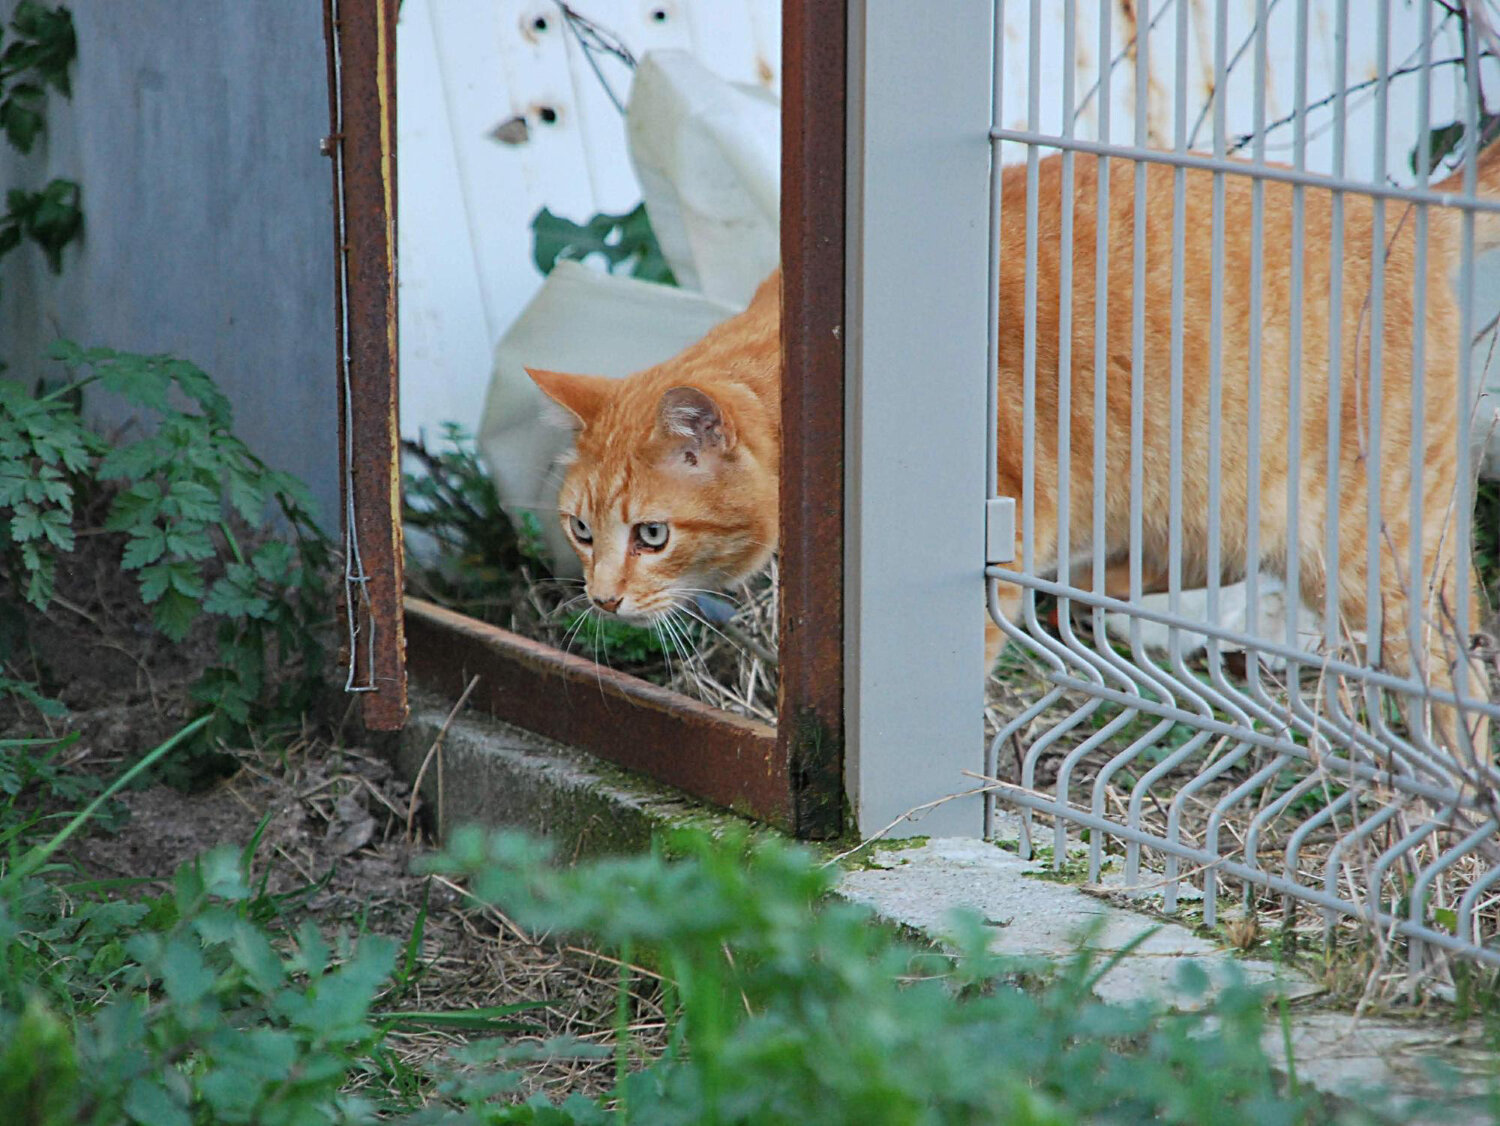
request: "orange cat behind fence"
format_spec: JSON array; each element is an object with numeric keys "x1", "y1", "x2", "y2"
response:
[{"x1": 529, "y1": 142, "x2": 1500, "y2": 761}]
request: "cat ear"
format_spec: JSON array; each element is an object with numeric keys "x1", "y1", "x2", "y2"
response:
[
  {"x1": 656, "y1": 386, "x2": 736, "y2": 468},
  {"x1": 526, "y1": 368, "x2": 614, "y2": 428}
]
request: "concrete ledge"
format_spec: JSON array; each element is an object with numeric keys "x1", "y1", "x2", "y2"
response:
[
  {"x1": 388, "y1": 691, "x2": 756, "y2": 860},
  {"x1": 387, "y1": 694, "x2": 1495, "y2": 1120}
]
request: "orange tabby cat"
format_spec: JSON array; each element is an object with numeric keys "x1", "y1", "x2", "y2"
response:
[{"x1": 530, "y1": 143, "x2": 1500, "y2": 758}]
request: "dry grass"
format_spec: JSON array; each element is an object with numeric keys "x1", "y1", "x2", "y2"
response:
[{"x1": 74, "y1": 732, "x2": 667, "y2": 1110}]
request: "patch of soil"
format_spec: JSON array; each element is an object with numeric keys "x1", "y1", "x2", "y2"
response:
[
  {"x1": 2, "y1": 494, "x2": 215, "y2": 756},
  {"x1": 70, "y1": 738, "x2": 662, "y2": 1102}
]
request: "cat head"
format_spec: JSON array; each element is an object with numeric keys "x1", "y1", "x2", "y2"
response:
[{"x1": 526, "y1": 366, "x2": 777, "y2": 624}]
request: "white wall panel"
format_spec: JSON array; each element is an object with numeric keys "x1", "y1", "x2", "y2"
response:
[{"x1": 398, "y1": 0, "x2": 782, "y2": 443}]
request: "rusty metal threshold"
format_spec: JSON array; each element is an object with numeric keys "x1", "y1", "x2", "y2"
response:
[{"x1": 404, "y1": 598, "x2": 788, "y2": 828}]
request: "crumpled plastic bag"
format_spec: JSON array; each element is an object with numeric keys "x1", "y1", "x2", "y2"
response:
[{"x1": 625, "y1": 51, "x2": 780, "y2": 307}]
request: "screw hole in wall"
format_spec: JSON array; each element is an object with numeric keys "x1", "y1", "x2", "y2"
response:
[{"x1": 538, "y1": 105, "x2": 558, "y2": 125}]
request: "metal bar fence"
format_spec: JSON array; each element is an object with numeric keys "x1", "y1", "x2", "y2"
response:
[{"x1": 983, "y1": 0, "x2": 1500, "y2": 982}]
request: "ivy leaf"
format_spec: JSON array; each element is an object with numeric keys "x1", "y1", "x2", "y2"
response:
[
  {"x1": 0, "y1": 469, "x2": 32, "y2": 506},
  {"x1": 159, "y1": 936, "x2": 214, "y2": 1007},
  {"x1": 99, "y1": 437, "x2": 168, "y2": 481},
  {"x1": 0, "y1": 83, "x2": 43, "y2": 153},
  {"x1": 4, "y1": 179, "x2": 81, "y2": 271},
  {"x1": 165, "y1": 524, "x2": 216, "y2": 562},
  {"x1": 36, "y1": 464, "x2": 69, "y2": 504},
  {"x1": 251, "y1": 541, "x2": 295, "y2": 584},
  {"x1": 22, "y1": 547, "x2": 52, "y2": 608},
  {"x1": 161, "y1": 479, "x2": 219, "y2": 523},
  {"x1": 226, "y1": 469, "x2": 266, "y2": 524},
  {"x1": 167, "y1": 560, "x2": 205, "y2": 599},
  {"x1": 204, "y1": 568, "x2": 270, "y2": 620}
]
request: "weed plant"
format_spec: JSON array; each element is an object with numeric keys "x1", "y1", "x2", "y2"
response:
[{"x1": 0, "y1": 343, "x2": 330, "y2": 770}]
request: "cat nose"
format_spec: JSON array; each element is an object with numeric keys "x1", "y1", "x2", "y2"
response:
[{"x1": 592, "y1": 595, "x2": 622, "y2": 613}]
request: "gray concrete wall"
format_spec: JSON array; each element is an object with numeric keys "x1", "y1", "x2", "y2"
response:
[{"x1": 0, "y1": 1, "x2": 339, "y2": 526}]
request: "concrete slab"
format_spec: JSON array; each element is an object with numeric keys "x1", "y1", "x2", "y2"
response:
[
  {"x1": 837, "y1": 835, "x2": 1319, "y2": 1010},
  {"x1": 1264, "y1": 1013, "x2": 1499, "y2": 1126}
]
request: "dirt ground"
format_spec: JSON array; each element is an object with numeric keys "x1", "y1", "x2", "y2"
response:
[
  {"x1": 72, "y1": 735, "x2": 662, "y2": 1102},
  {"x1": 2, "y1": 523, "x2": 662, "y2": 1105}
]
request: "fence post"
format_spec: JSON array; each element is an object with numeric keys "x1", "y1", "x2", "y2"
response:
[{"x1": 844, "y1": 2, "x2": 992, "y2": 837}]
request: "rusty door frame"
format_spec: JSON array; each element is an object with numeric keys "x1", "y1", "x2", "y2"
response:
[
  {"x1": 326, "y1": 0, "x2": 408, "y2": 731},
  {"x1": 335, "y1": 1, "x2": 848, "y2": 837}
]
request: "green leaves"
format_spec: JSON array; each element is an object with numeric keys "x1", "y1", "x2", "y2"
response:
[
  {"x1": 425, "y1": 828, "x2": 1344, "y2": 1126},
  {"x1": 0, "y1": 344, "x2": 330, "y2": 758},
  {"x1": 531, "y1": 202, "x2": 678, "y2": 286},
  {"x1": 1411, "y1": 111, "x2": 1500, "y2": 179},
  {"x1": 0, "y1": 376, "x2": 97, "y2": 610},
  {"x1": 0, "y1": 2, "x2": 75, "y2": 156},
  {"x1": 1, "y1": 178, "x2": 81, "y2": 272},
  {"x1": 0, "y1": 4, "x2": 80, "y2": 304},
  {"x1": 0, "y1": 3, "x2": 76, "y2": 102},
  {"x1": 0, "y1": 835, "x2": 401, "y2": 1126}
]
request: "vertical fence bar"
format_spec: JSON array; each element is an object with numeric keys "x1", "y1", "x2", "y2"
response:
[
  {"x1": 328, "y1": 0, "x2": 408, "y2": 729},
  {"x1": 1244, "y1": 0, "x2": 1268, "y2": 716},
  {"x1": 1409, "y1": 0, "x2": 1434, "y2": 746},
  {"x1": 1324, "y1": 0, "x2": 1346, "y2": 694},
  {"x1": 1283, "y1": 0, "x2": 1308, "y2": 747},
  {"x1": 844, "y1": 0, "x2": 991, "y2": 837},
  {"x1": 1363, "y1": 3, "x2": 1390, "y2": 747},
  {"x1": 1454, "y1": 7, "x2": 1482, "y2": 760},
  {"x1": 780, "y1": 0, "x2": 849, "y2": 839},
  {"x1": 1406, "y1": 0, "x2": 1436, "y2": 986}
]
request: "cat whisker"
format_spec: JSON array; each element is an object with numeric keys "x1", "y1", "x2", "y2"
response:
[
  {"x1": 560, "y1": 605, "x2": 595, "y2": 652},
  {"x1": 551, "y1": 595, "x2": 593, "y2": 626},
  {"x1": 670, "y1": 585, "x2": 747, "y2": 608},
  {"x1": 675, "y1": 600, "x2": 779, "y2": 667},
  {"x1": 662, "y1": 612, "x2": 697, "y2": 661},
  {"x1": 670, "y1": 601, "x2": 734, "y2": 652},
  {"x1": 652, "y1": 618, "x2": 676, "y2": 680}
]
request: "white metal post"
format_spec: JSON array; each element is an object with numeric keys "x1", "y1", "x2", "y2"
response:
[{"x1": 844, "y1": 2, "x2": 993, "y2": 837}]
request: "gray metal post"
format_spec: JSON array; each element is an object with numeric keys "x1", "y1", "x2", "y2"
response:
[{"x1": 844, "y1": 2, "x2": 992, "y2": 838}]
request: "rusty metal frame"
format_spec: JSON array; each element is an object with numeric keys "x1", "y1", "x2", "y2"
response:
[
  {"x1": 777, "y1": 0, "x2": 848, "y2": 836},
  {"x1": 354, "y1": 3, "x2": 846, "y2": 834},
  {"x1": 326, "y1": 0, "x2": 407, "y2": 730}
]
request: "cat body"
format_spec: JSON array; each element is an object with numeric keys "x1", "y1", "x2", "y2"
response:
[
  {"x1": 530, "y1": 144, "x2": 1500, "y2": 756},
  {"x1": 995, "y1": 147, "x2": 1500, "y2": 755}
]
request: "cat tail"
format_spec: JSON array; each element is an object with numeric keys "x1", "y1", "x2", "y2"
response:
[{"x1": 1434, "y1": 135, "x2": 1500, "y2": 253}]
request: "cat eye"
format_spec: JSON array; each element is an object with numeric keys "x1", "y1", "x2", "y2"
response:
[
  {"x1": 634, "y1": 522, "x2": 670, "y2": 550},
  {"x1": 568, "y1": 515, "x2": 592, "y2": 544}
]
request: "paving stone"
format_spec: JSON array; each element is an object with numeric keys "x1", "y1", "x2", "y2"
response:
[{"x1": 838, "y1": 836, "x2": 1318, "y2": 1009}]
